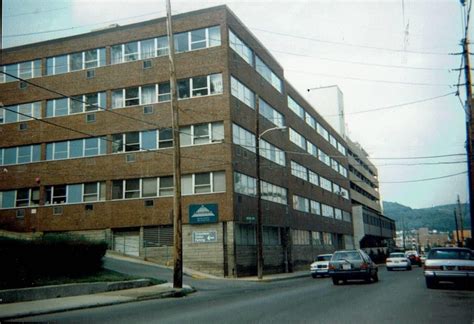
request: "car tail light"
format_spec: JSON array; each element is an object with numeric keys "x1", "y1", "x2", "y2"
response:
[
  {"x1": 424, "y1": 265, "x2": 442, "y2": 270},
  {"x1": 386, "y1": 258, "x2": 392, "y2": 263},
  {"x1": 459, "y1": 266, "x2": 474, "y2": 271},
  {"x1": 360, "y1": 263, "x2": 368, "y2": 270},
  {"x1": 329, "y1": 264, "x2": 335, "y2": 270}
]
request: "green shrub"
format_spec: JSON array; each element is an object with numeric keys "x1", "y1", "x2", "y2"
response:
[{"x1": 0, "y1": 235, "x2": 107, "y2": 289}]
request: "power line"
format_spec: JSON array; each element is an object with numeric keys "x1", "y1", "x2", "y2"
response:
[
  {"x1": 289, "y1": 69, "x2": 453, "y2": 87},
  {"x1": 250, "y1": 26, "x2": 452, "y2": 56},
  {"x1": 322, "y1": 91, "x2": 456, "y2": 117},
  {"x1": 3, "y1": 11, "x2": 165, "y2": 39},
  {"x1": 4, "y1": 6, "x2": 69, "y2": 18},
  {"x1": 379, "y1": 171, "x2": 467, "y2": 184},
  {"x1": 270, "y1": 48, "x2": 450, "y2": 72}
]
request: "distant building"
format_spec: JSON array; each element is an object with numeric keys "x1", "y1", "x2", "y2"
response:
[
  {"x1": 451, "y1": 229, "x2": 472, "y2": 246},
  {"x1": 306, "y1": 85, "x2": 346, "y2": 138}
]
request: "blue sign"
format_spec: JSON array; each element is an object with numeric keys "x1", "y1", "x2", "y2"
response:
[{"x1": 189, "y1": 204, "x2": 218, "y2": 224}]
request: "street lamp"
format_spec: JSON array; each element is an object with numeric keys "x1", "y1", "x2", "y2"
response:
[{"x1": 256, "y1": 122, "x2": 287, "y2": 280}]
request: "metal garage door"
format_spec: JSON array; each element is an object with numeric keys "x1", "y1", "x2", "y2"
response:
[{"x1": 114, "y1": 231, "x2": 140, "y2": 257}]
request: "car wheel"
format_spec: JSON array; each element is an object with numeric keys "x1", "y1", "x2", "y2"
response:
[
  {"x1": 426, "y1": 277, "x2": 437, "y2": 289},
  {"x1": 365, "y1": 275, "x2": 372, "y2": 283},
  {"x1": 332, "y1": 277, "x2": 340, "y2": 285},
  {"x1": 387, "y1": 267, "x2": 392, "y2": 271},
  {"x1": 407, "y1": 266, "x2": 412, "y2": 271},
  {"x1": 311, "y1": 274, "x2": 317, "y2": 279}
]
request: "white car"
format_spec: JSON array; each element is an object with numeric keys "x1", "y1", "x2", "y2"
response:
[
  {"x1": 386, "y1": 252, "x2": 412, "y2": 271},
  {"x1": 310, "y1": 254, "x2": 333, "y2": 278}
]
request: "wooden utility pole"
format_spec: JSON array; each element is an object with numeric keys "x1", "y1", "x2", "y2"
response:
[
  {"x1": 457, "y1": 195, "x2": 465, "y2": 246},
  {"x1": 462, "y1": 3, "x2": 474, "y2": 245},
  {"x1": 166, "y1": 0, "x2": 183, "y2": 289}
]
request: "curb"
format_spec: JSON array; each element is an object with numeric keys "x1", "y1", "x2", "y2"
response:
[{"x1": 0, "y1": 285, "x2": 195, "y2": 321}]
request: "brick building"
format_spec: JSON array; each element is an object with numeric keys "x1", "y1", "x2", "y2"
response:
[{"x1": 0, "y1": 5, "x2": 354, "y2": 277}]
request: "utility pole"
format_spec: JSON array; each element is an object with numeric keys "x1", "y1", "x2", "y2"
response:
[
  {"x1": 461, "y1": 0, "x2": 474, "y2": 244},
  {"x1": 166, "y1": 0, "x2": 183, "y2": 289},
  {"x1": 457, "y1": 195, "x2": 465, "y2": 246},
  {"x1": 454, "y1": 209, "x2": 460, "y2": 247},
  {"x1": 255, "y1": 95, "x2": 264, "y2": 280}
]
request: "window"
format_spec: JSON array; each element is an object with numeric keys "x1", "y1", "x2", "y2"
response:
[
  {"x1": 15, "y1": 188, "x2": 39, "y2": 207},
  {"x1": 261, "y1": 180, "x2": 287, "y2": 205},
  {"x1": 175, "y1": 26, "x2": 221, "y2": 53},
  {"x1": 231, "y1": 76, "x2": 255, "y2": 109},
  {"x1": 263, "y1": 227, "x2": 280, "y2": 245},
  {"x1": 125, "y1": 179, "x2": 140, "y2": 198},
  {"x1": 45, "y1": 185, "x2": 67, "y2": 204},
  {"x1": 124, "y1": 42, "x2": 139, "y2": 62},
  {"x1": 259, "y1": 98, "x2": 284, "y2": 127},
  {"x1": 2, "y1": 102, "x2": 41, "y2": 124},
  {"x1": 320, "y1": 177, "x2": 332, "y2": 192},
  {"x1": 0, "y1": 145, "x2": 41, "y2": 166},
  {"x1": 288, "y1": 96, "x2": 305, "y2": 120},
  {"x1": 157, "y1": 36, "x2": 169, "y2": 56},
  {"x1": 319, "y1": 149, "x2": 331, "y2": 166},
  {"x1": 233, "y1": 124, "x2": 256, "y2": 153},
  {"x1": 290, "y1": 161, "x2": 307, "y2": 180},
  {"x1": 335, "y1": 208, "x2": 343, "y2": 220},
  {"x1": 83, "y1": 182, "x2": 105, "y2": 202},
  {"x1": 46, "y1": 137, "x2": 106, "y2": 160},
  {"x1": 112, "y1": 132, "x2": 140, "y2": 153},
  {"x1": 229, "y1": 29, "x2": 253, "y2": 65},
  {"x1": 331, "y1": 159, "x2": 339, "y2": 172},
  {"x1": 46, "y1": 92, "x2": 105, "y2": 117},
  {"x1": 159, "y1": 176, "x2": 174, "y2": 196},
  {"x1": 323, "y1": 232, "x2": 333, "y2": 245},
  {"x1": 182, "y1": 171, "x2": 225, "y2": 195},
  {"x1": 141, "y1": 39, "x2": 155, "y2": 59},
  {"x1": 125, "y1": 88, "x2": 140, "y2": 106},
  {"x1": 293, "y1": 195, "x2": 309, "y2": 212},
  {"x1": 312, "y1": 232, "x2": 322, "y2": 246},
  {"x1": 1, "y1": 60, "x2": 41, "y2": 83},
  {"x1": 141, "y1": 85, "x2": 156, "y2": 104},
  {"x1": 158, "y1": 129, "x2": 173, "y2": 148},
  {"x1": 260, "y1": 139, "x2": 286, "y2": 166},
  {"x1": 190, "y1": 28, "x2": 207, "y2": 50},
  {"x1": 158, "y1": 82, "x2": 171, "y2": 102},
  {"x1": 234, "y1": 172, "x2": 257, "y2": 197},
  {"x1": 292, "y1": 229, "x2": 310, "y2": 245},
  {"x1": 236, "y1": 224, "x2": 256, "y2": 245},
  {"x1": 317, "y1": 123, "x2": 329, "y2": 141},
  {"x1": 255, "y1": 55, "x2": 282, "y2": 92},
  {"x1": 310, "y1": 201, "x2": 321, "y2": 215},
  {"x1": 322, "y1": 204, "x2": 334, "y2": 218},
  {"x1": 178, "y1": 74, "x2": 223, "y2": 99},
  {"x1": 142, "y1": 178, "x2": 158, "y2": 197},
  {"x1": 308, "y1": 170, "x2": 319, "y2": 186},
  {"x1": 329, "y1": 135, "x2": 337, "y2": 148},
  {"x1": 305, "y1": 112, "x2": 316, "y2": 129},
  {"x1": 289, "y1": 128, "x2": 306, "y2": 150}
]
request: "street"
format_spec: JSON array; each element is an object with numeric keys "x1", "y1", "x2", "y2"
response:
[{"x1": 15, "y1": 259, "x2": 474, "y2": 323}]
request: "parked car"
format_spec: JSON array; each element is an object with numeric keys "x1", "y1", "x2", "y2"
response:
[
  {"x1": 386, "y1": 252, "x2": 412, "y2": 271},
  {"x1": 405, "y1": 250, "x2": 422, "y2": 266},
  {"x1": 420, "y1": 255, "x2": 427, "y2": 264},
  {"x1": 310, "y1": 254, "x2": 333, "y2": 278},
  {"x1": 328, "y1": 249, "x2": 378, "y2": 285},
  {"x1": 424, "y1": 247, "x2": 474, "y2": 289}
]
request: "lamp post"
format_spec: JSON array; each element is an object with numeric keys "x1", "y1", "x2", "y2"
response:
[{"x1": 255, "y1": 97, "x2": 287, "y2": 280}]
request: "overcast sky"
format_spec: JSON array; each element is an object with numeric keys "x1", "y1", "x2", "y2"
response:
[{"x1": 2, "y1": 0, "x2": 471, "y2": 209}]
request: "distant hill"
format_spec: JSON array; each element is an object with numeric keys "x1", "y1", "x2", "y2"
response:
[{"x1": 383, "y1": 201, "x2": 471, "y2": 232}]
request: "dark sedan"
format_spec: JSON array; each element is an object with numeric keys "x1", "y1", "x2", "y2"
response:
[{"x1": 328, "y1": 249, "x2": 378, "y2": 285}]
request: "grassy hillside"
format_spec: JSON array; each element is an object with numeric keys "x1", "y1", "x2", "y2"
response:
[{"x1": 383, "y1": 201, "x2": 471, "y2": 232}]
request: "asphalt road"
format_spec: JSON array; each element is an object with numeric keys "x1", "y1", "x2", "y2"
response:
[{"x1": 15, "y1": 260, "x2": 474, "y2": 324}]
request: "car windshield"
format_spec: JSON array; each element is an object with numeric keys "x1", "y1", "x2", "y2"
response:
[
  {"x1": 317, "y1": 255, "x2": 331, "y2": 261},
  {"x1": 390, "y1": 253, "x2": 405, "y2": 258},
  {"x1": 428, "y1": 249, "x2": 473, "y2": 260},
  {"x1": 332, "y1": 251, "x2": 362, "y2": 261}
]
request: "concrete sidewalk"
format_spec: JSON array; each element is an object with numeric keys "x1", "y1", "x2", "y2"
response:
[{"x1": 0, "y1": 283, "x2": 194, "y2": 321}]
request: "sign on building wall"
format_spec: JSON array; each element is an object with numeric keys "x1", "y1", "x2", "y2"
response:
[
  {"x1": 192, "y1": 231, "x2": 217, "y2": 243},
  {"x1": 189, "y1": 204, "x2": 218, "y2": 224}
]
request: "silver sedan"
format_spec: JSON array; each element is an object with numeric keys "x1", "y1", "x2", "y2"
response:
[{"x1": 424, "y1": 247, "x2": 474, "y2": 289}]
